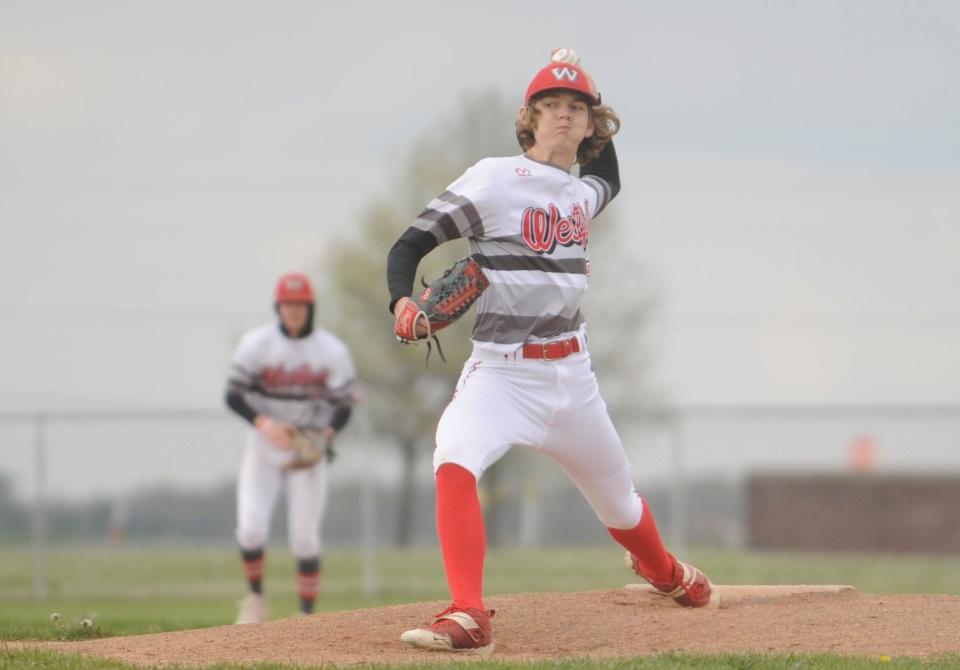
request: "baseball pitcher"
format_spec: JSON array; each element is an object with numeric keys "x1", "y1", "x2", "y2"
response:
[{"x1": 387, "y1": 49, "x2": 718, "y2": 655}]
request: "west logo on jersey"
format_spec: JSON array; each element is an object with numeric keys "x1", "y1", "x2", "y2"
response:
[
  {"x1": 261, "y1": 364, "x2": 330, "y2": 390},
  {"x1": 521, "y1": 201, "x2": 590, "y2": 254}
]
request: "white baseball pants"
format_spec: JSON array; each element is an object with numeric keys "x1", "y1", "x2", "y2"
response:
[
  {"x1": 235, "y1": 431, "x2": 330, "y2": 557},
  {"x1": 434, "y1": 340, "x2": 642, "y2": 530}
]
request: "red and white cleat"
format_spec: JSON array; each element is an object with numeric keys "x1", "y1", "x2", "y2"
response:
[
  {"x1": 400, "y1": 606, "x2": 495, "y2": 655},
  {"x1": 625, "y1": 552, "x2": 720, "y2": 609}
]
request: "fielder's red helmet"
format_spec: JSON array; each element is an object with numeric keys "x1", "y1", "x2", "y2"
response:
[
  {"x1": 525, "y1": 61, "x2": 600, "y2": 106},
  {"x1": 275, "y1": 272, "x2": 315, "y2": 303}
]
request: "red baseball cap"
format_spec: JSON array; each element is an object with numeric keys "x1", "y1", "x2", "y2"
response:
[
  {"x1": 274, "y1": 272, "x2": 315, "y2": 303},
  {"x1": 525, "y1": 61, "x2": 600, "y2": 106}
]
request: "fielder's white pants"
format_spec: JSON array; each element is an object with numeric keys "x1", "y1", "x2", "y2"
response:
[
  {"x1": 434, "y1": 339, "x2": 643, "y2": 530},
  {"x1": 235, "y1": 431, "x2": 329, "y2": 557}
]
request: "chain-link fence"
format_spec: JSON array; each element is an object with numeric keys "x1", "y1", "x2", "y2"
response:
[
  {"x1": 623, "y1": 405, "x2": 960, "y2": 554},
  {"x1": 3, "y1": 403, "x2": 959, "y2": 599}
]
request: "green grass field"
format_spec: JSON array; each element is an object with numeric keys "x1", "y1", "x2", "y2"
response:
[
  {"x1": 1, "y1": 544, "x2": 959, "y2": 669},
  {"x1": 3, "y1": 650, "x2": 960, "y2": 670}
]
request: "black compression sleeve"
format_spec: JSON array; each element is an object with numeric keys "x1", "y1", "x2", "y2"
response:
[
  {"x1": 225, "y1": 388, "x2": 257, "y2": 425},
  {"x1": 580, "y1": 140, "x2": 621, "y2": 201},
  {"x1": 329, "y1": 405, "x2": 352, "y2": 432},
  {"x1": 386, "y1": 227, "x2": 438, "y2": 312}
]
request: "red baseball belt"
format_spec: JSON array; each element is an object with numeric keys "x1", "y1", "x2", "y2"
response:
[{"x1": 521, "y1": 336, "x2": 581, "y2": 360}]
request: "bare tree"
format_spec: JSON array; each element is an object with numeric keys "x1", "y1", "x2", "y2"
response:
[
  {"x1": 578, "y1": 213, "x2": 663, "y2": 419},
  {"x1": 323, "y1": 90, "x2": 516, "y2": 545}
]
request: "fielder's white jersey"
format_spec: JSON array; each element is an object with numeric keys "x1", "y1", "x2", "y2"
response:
[
  {"x1": 228, "y1": 323, "x2": 356, "y2": 428},
  {"x1": 411, "y1": 155, "x2": 614, "y2": 352}
]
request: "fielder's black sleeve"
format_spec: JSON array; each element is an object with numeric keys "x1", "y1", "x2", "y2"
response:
[
  {"x1": 329, "y1": 405, "x2": 352, "y2": 432},
  {"x1": 386, "y1": 227, "x2": 438, "y2": 312},
  {"x1": 225, "y1": 388, "x2": 257, "y2": 425},
  {"x1": 580, "y1": 140, "x2": 620, "y2": 213}
]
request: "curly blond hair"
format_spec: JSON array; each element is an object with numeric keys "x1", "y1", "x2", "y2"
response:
[{"x1": 515, "y1": 94, "x2": 621, "y2": 165}]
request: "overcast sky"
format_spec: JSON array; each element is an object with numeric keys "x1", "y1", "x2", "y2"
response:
[{"x1": 2, "y1": 0, "x2": 959, "y2": 415}]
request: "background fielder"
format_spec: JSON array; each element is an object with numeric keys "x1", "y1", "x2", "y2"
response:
[{"x1": 225, "y1": 272, "x2": 356, "y2": 624}]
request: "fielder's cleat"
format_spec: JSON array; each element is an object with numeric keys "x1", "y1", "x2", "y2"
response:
[
  {"x1": 400, "y1": 606, "x2": 495, "y2": 655},
  {"x1": 625, "y1": 552, "x2": 720, "y2": 609},
  {"x1": 234, "y1": 593, "x2": 268, "y2": 624}
]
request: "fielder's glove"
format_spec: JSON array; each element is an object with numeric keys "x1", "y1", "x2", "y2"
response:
[
  {"x1": 285, "y1": 429, "x2": 332, "y2": 470},
  {"x1": 393, "y1": 257, "x2": 489, "y2": 363}
]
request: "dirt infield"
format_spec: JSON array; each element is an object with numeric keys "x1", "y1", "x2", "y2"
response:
[{"x1": 28, "y1": 586, "x2": 960, "y2": 666}]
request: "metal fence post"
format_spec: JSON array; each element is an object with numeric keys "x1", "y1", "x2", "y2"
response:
[
  {"x1": 669, "y1": 410, "x2": 688, "y2": 556},
  {"x1": 32, "y1": 412, "x2": 49, "y2": 602},
  {"x1": 356, "y1": 406, "x2": 380, "y2": 598},
  {"x1": 359, "y1": 469, "x2": 380, "y2": 597}
]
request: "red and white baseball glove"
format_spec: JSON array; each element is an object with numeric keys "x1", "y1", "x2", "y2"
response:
[{"x1": 394, "y1": 257, "x2": 489, "y2": 361}]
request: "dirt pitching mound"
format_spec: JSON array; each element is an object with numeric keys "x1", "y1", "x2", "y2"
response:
[{"x1": 33, "y1": 586, "x2": 960, "y2": 667}]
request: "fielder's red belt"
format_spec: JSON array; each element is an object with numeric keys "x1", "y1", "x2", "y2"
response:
[{"x1": 522, "y1": 336, "x2": 581, "y2": 360}]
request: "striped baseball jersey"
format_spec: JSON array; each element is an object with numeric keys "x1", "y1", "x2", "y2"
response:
[
  {"x1": 227, "y1": 324, "x2": 356, "y2": 429},
  {"x1": 411, "y1": 154, "x2": 615, "y2": 352}
]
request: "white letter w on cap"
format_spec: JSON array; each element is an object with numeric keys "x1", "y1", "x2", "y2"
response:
[{"x1": 551, "y1": 67, "x2": 578, "y2": 82}]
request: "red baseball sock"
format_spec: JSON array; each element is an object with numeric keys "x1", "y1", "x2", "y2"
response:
[
  {"x1": 435, "y1": 463, "x2": 486, "y2": 611},
  {"x1": 607, "y1": 497, "x2": 676, "y2": 585},
  {"x1": 240, "y1": 547, "x2": 265, "y2": 594},
  {"x1": 296, "y1": 557, "x2": 321, "y2": 614}
]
